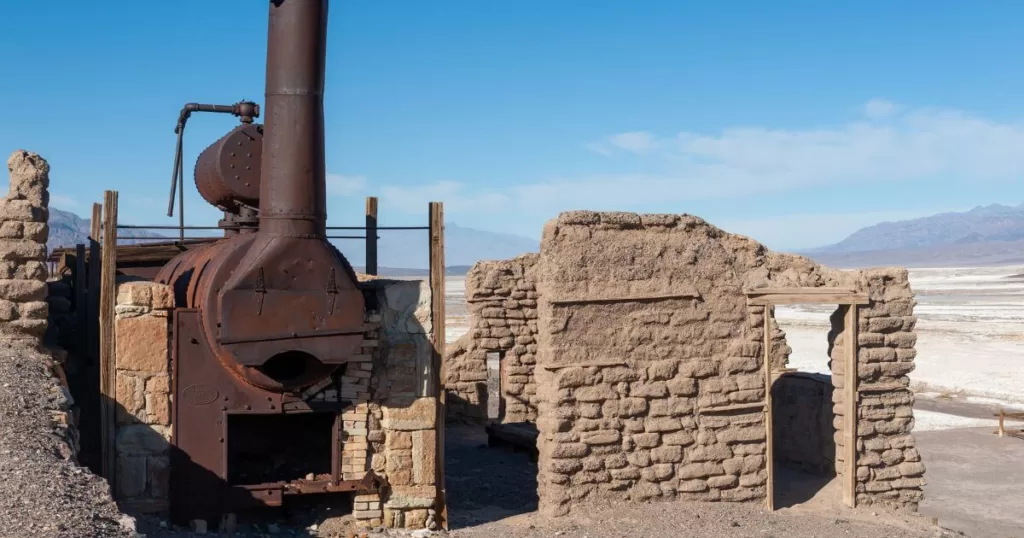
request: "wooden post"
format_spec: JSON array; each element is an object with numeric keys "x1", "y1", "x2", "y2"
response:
[
  {"x1": 90, "y1": 203, "x2": 102, "y2": 241},
  {"x1": 428, "y1": 201, "x2": 447, "y2": 530},
  {"x1": 98, "y1": 191, "x2": 119, "y2": 486},
  {"x1": 365, "y1": 196, "x2": 378, "y2": 275},
  {"x1": 843, "y1": 304, "x2": 859, "y2": 508},
  {"x1": 763, "y1": 304, "x2": 774, "y2": 511}
]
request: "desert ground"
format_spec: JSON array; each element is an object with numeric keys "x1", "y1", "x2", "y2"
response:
[{"x1": 438, "y1": 266, "x2": 1024, "y2": 537}]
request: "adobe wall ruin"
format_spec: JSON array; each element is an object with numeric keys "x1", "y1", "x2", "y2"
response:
[
  {"x1": 447, "y1": 210, "x2": 924, "y2": 516},
  {"x1": 446, "y1": 254, "x2": 540, "y2": 423},
  {"x1": 0, "y1": 150, "x2": 50, "y2": 340}
]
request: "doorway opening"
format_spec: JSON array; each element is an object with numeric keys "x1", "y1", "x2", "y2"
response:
[{"x1": 746, "y1": 288, "x2": 867, "y2": 512}]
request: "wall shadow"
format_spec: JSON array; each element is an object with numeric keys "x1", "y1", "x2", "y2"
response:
[
  {"x1": 443, "y1": 424, "x2": 538, "y2": 530},
  {"x1": 771, "y1": 372, "x2": 838, "y2": 509}
]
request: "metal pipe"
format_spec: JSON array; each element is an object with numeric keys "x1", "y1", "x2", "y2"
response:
[{"x1": 258, "y1": 0, "x2": 329, "y2": 237}]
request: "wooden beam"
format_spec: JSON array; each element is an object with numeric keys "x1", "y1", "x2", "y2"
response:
[
  {"x1": 763, "y1": 303, "x2": 775, "y2": 511},
  {"x1": 427, "y1": 201, "x2": 448, "y2": 531},
  {"x1": 843, "y1": 305, "x2": 859, "y2": 508},
  {"x1": 747, "y1": 292, "x2": 869, "y2": 306},
  {"x1": 365, "y1": 196, "x2": 378, "y2": 276},
  {"x1": 746, "y1": 287, "x2": 857, "y2": 295},
  {"x1": 98, "y1": 191, "x2": 118, "y2": 487},
  {"x1": 548, "y1": 291, "x2": 701, "y2": 305}
]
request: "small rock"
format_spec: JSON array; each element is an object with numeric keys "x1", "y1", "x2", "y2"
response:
[{"x1": 305, "y1": 473, "x2": 315, "y2": 480}]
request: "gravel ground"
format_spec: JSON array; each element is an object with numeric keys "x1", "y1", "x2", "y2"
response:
[{"x1": 0, "y1": 339, "x2": 134, "y2": 538}]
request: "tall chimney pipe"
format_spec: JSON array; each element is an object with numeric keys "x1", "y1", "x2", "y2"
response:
[{"x1": 259, "y1": 0, "x2": 329, "y2": 237}]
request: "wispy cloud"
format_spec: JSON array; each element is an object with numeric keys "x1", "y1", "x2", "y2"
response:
[
  {"x1": 406, "y1": 99, "x2": 1024, "y2": 213},
  {"x1": 326, "y1": 174, "x2": 367, "y2": 196}
]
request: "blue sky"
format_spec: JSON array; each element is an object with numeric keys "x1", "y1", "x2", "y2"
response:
[{"x1": 3, "y1": 0, "x2": 1024, "y2": 251}]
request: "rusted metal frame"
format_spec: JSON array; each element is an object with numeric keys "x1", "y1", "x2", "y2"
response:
[
  {"x1": 98, "y1": 191, "x2": 119, "y2": 486},
  {"x1": 428, "y1": 201, "x2": 448, "y2": 530},
  {"x1": 365, "y1": 197, "x2": 378, "y2": 275}
]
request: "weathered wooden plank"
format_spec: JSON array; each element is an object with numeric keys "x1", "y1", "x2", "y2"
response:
[
  {"x1": 843, "y1": 305, "x2": 859, "y2": 508},
  {"x1": 698, "y1": 402, "x2": 765, "y2": 414},
  {"x1": 746, "y1": 287, "x2": 857, "y2": 295},
  {"x1": 748, "y1": 293, "x2": 869, "y2": 305},
  {"x1": 427, "y1": 201, "x2": 448, "y2": 531},
  {"x1": 98, "y1": 191, "x2": 118, "y2": 487},
  {"x1": 365, "y1": 196, "x2": 378, "y2": 276},
  {"x1": 548, "y1": 291, "x2": 701, "y2": 305},
  {"x1": 90, "y1": 203, "x2": 102, "y2": 242},
  {"x1": 542, "y1": 360, "x2": 627, "y2": 370}
]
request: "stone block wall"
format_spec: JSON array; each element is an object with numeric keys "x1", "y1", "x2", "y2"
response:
[
  {"x1": 523, "y1": 211, "x2": 922, "y2": 516},
  {"x1": 445, "y1": 254, "x2": 539, "y2": 423},
  {"x1": 113, "y1": 279, "x2": 174, "y2": 513},
  {"x1": 842, "y1": 273, "x2": 925, "y2": 509},
  {"x1": 0, "y1": 150, "x2": 50, "y2": 340},
  {"x1": 352, "y1": 278, "x2": 440, "y2": 530}
]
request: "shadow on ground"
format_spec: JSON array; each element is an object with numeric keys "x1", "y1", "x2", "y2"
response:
[{"x1": 444, "y1": 424, "x2": 538, "y2": 530}]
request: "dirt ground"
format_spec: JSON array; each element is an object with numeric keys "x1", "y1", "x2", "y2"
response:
[
  {"x1": 439, "y1": 425, "x2": 954, "y2": 538},
  {"x1": 132, "y1": 398, "x2": 1022, "y2": 538},
  {"x1": 914, "y1": 401, "x2": 1024, "y2": 538}
]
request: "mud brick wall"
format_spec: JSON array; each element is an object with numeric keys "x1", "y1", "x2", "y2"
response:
[
  {"x1": 530, "y1": 211, "x2": 923, "y2": 516},
  {"x1": 113, "y1": 279, "x2": 174, "y2": 513},
  {"x1": 0, "y1": 151, "x2": 50, "y2": 340},
  {"x1": 840, "y1": 273, "x2": 925, "y2": 509},
  {"x1": 445, "y1": 254, "x2": 539, "y2": 423},
  {"x1": 772, "y1": 372, "x2": 834, "y2": 475},
  {"x1": 352, "y1": 278, "x2": 440, "y2": 531}
]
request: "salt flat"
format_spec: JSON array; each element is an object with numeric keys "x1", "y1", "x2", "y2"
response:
[{"x1": 774, "y1": 266, "x2": 1024, "y2": 411}]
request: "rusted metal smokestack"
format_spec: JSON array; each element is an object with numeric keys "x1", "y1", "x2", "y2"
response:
[{"x1": 260, "y1": 0, "x2": 329, "y2": 237}]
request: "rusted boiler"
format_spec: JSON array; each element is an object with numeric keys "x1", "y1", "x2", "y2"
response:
[{"x1": 155, "y1": 0, "x2": 370, "y2": 521}]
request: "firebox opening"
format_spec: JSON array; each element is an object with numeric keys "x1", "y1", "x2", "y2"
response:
[
  {"x1": 226, "y1": 412, "x2": 335, "y2": 485},
  {"x1": 258, "y1": 351, "x2": 321, "y2": 383}
]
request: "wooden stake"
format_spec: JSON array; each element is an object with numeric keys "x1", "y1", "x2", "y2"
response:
[
  {"x1": 90, "y1": 202, "x2": 102, "y2": 242},
  {"x1": 428, "y1": 201, "x2": 448, "y2": 530},
  {"x1": 365, "y1": 197, "x2": 378, "y2": 275},
  {"x1": 98, "y1": 191, "x2": 118, "y2": 487}
]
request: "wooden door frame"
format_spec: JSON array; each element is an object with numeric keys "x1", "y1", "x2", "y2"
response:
[{"x1": 745, "y1": 288, "x2": 869, "y2": 511}]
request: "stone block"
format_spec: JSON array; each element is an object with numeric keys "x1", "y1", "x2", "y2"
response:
[
  {"x1": 0, "y1": 278, "x2": 46, "y2": 301},
  {"x1": 115, "y1": 314, "x2": 169, "y2": 373},
  {"x1": 382, "y1": 398, "x2": 436, "y2": 431},
  {"x1": 412, "y1": 429, "x2": 436, "y2": 485},
  {"x1": 386, "y1": 486, "x2": 437, "y2": 509}
]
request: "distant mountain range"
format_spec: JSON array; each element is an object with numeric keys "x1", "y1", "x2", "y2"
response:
[
  {"x1": 802, "y1": 203, "x2": 1024, "y2": 268},
  {"x1": 46, "y1": 208, "x2": 539, "y2": 275},
  {"x1": 47, "y1": 207, "x2": 164, "y2": 252}
]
